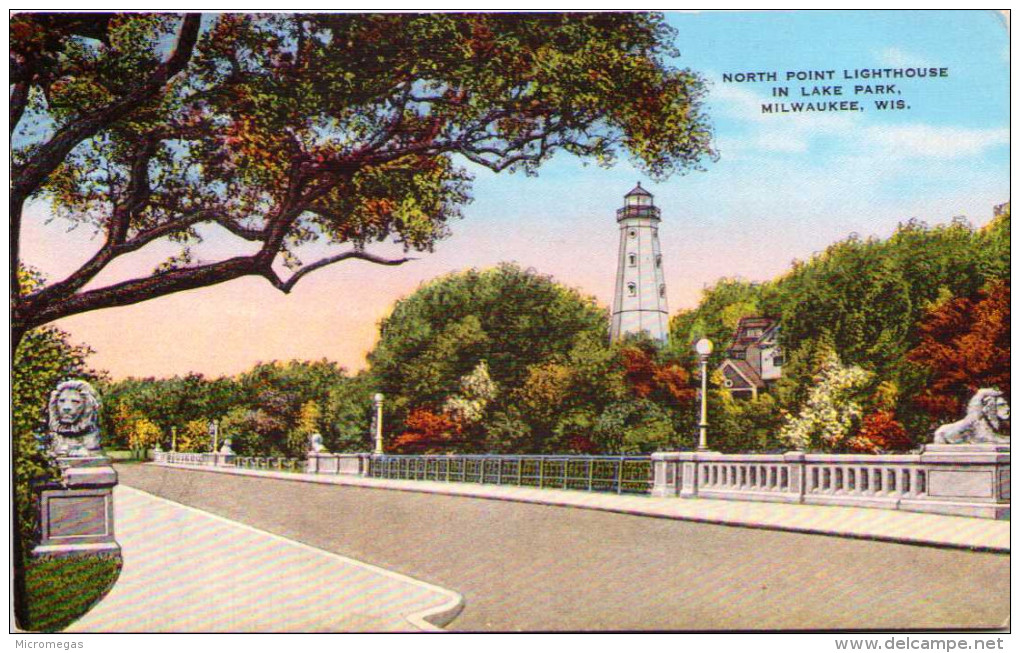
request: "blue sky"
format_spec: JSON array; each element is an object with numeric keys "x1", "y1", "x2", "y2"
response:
[{"x1": 456, "y1": 10, "x2": 1009, "y2": 303}]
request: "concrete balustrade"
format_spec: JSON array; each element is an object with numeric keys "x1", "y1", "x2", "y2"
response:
[
  {"x1": 153, "y1": 451, "x2": 236, "y2": 466},
  {"x1": 652, "y1": 445, "x2": 1009, "y2": 519},
  {"x1": 152, "y1": 444, "x2": 1008, "y2": 520},
  {"x1": 305, "y1": 452, "x2": 372, "y2": 476}
]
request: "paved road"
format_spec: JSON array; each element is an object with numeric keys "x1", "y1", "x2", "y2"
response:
[
  {"x1": 70, "y1": 486, "x2": 457, "y2": 632},
  {"x1": 116, "y1": 464, "x2": 1010, "y2": 632}
]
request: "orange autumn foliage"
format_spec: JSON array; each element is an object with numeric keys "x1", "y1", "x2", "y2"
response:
[
  {"x1": 620, "y1": 346, "x2": 696, "y2": 404},
  {"x1": 908, "y1": 281, "x2": 1010, "y2": 422},
  {"x1": 847, "y1": 411, "x2": 912, "y2": 453},
  {"x1": 393, "y1": 408, "x2": 464, "y2": 453}
]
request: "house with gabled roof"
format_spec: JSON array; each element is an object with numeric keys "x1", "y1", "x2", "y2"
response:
[{"x1": 717, "y1": 317, "x2": 783, "y2": 399}]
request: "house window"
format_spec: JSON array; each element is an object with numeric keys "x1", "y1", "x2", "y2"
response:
[
  {"x1": 746, "y1": 328, "x2": 763, "y2": 338},
  {"x1": 627, "y1": 282, "x2": 637, "y2": 297},
  {"x1": 773, "y1": 354, "x2": 784, "y2": 367},
  {"x1": 628, "y1": 253, "x2": 637, "y2": 267}
]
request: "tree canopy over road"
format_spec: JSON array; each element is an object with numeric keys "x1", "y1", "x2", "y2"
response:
[{"x1": 11, "y1": 12, "x2": 715, "y2": 350}]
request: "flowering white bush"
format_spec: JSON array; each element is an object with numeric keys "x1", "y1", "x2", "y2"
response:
[
  {"x1": 779, "y1": 350, "x2": 872, "y2": 451},
  {"x1": 444, "y1": 361, "x2": 498, "y2": 423}
]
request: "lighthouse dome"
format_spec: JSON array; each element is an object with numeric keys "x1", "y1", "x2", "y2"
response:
[{"x1": 625, "y1": 182, "x2": 653, "y2": 198}]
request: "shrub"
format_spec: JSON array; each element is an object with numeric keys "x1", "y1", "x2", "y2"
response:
[
  {"x1": 778, "y1": 349, "x2": 873, "y2": 452},
  {"x1": 22, "y1": 553, "x2": 122, "y2": 632},
  {"x1": 847, "y1": 411, "x2": 913, "y2": 453}
]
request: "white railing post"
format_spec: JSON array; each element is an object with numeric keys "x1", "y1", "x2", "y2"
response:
[{"x1": 651, "y1": 452, "x2": 680, "y2": 497}]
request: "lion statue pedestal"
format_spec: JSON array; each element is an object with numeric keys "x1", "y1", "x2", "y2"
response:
[
  {"x1": 903, "y1": 388, "x2": 1011, "y2": 520},
  {"x1": 33, "y1": 380, "x2": 121, "y2": 557}
]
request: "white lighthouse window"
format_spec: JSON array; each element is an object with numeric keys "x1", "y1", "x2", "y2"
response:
[
  {"x1": 627, "y1": 282, "x2": 637, "y2": 297},
  {"x1": 656, "y1": 255, "x2": 662, "y2": 268},
  {"x1": 628, "y1": 229, "x2": 636, "y2": 238},
  {"x1": 659, "y1": 284, "x2": 666, "y2": 297},
  {"x1": 628, "y1": 253, "x2": 637, "y2": 267}
]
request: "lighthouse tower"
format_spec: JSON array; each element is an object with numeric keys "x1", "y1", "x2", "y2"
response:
[{"x1": 610, "y1": 183, "x2": 669, "y2": 344}]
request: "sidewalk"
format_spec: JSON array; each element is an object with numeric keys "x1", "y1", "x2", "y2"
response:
[
  {"x1": 67, "y1": 485, "x2": 462, "y2": 633},
  {"x1": 149, "y1": 462, "x2": 1010, "y2": 553}
]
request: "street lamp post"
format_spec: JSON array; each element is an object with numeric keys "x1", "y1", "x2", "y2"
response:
[
  {"x1": 171, "y1": 426, "x2": 177, "y2": 452},
  {"x1": 694, "y1": 338, "x2": 713, "y2": 451},
  {"x1": 373, "y1": 393, "x2": 385, "y2": 455}
]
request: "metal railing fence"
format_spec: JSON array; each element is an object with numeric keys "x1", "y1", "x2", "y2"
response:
[
  {"x1": 233, "y1": 456, "x2": 305, "y2": 473},
  {"x1": 368, "y1": 454, "x2": 653, "y2": 495}
]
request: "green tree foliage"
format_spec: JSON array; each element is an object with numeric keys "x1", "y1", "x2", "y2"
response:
[
  {"x1": 12, "y1": 12, "x2": 715, "y2": 349},
  {"x1": 976, "y1": 204, "x2": 1010, "y2": 281},
  {"x1": 13, "y1": 269, "x2": 100, "y2": 548},
  {"x1": 103, "y1": 359, "x2": 359, "y2": 456},
  {"x1": 372, "y1": 264, "x2": 699, "y2": 453},
  {"x1": 708, "y1": 391, "x2": 786, "y2": 453},
  {"x1": 288, "y1": 400, "x2": 322, "y2": 455},
  {"x1": 698, "y1": 205, "x2": 1009, "y2": 452},
  {"x1": 176, "y1": 419, "x2": 210, "y2": 453},
  {"x1": 322, "y1": 372, "x2": 375, "y2": 452},
  {"x1": 369, "y1": 263, "x2": 609, "y2": 421},
  {"x1": 127, "y1": 418, "x2": 163, "y2": 456},
  {"x1": 233, "y1": 360, "x2": 349, "y2": 454},
  {"x1": 593, "y1": 399, "x2": 676, "y2": 453},
  {"x1": 102, "y1": 374, "x2": 238, "y2": 446},
  {"x1": 11, "y1": 268, "x2": 103, "y2": 628},
  {"x1": 668, "y1": 278, "x2": 763, "y2": 365},
  {"x1": 778, "y1": 349, "x2": 873, "y2": 452},
  {"x1": 766, "y1": 237, "x2": 914, "y2": 375}
]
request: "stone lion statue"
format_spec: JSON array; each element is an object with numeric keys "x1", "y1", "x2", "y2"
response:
[
  {"x1": 933, "y1": 388, "x2": 1010, "y2": 445},
  {"x1": 47, "y1": 379, "x2": 102, "y2": 457},
  {"x1": 308, "y1": 432, "x2": 328, "y2": 453},
  {"x1": 219, "y1": 438, "x2": 234, "y2": 455}
]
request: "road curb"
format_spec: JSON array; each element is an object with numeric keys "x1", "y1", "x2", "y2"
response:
[{"x1": 118, "y1": 484, "x2": 464, "y2": 632}]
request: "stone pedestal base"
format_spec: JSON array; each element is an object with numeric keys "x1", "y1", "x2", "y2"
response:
[
  {"x1": 650, "y1": 452, "x2": 681, "y2": 497},
  {"x1": 898, "y1": 443, "x2": 1011, "y2": 520},
  {"x1": 307, "y1": 452, "x2": 372, "y2": 476},
  {"x1": 33, "y1": 456, "x2": 120, "y2": 557}
]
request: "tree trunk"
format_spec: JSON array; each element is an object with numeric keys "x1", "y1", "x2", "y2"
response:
[{"x1": 12, "y1": 324, "x2": 26, "y2": 358}]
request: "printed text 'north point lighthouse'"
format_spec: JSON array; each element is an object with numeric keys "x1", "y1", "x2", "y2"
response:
[{"x1": 610, "y1": 183, "x2": 669, "y2": 345}]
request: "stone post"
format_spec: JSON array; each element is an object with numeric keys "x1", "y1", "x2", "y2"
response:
[
  {"x1": 677, "y1": 452, "x2": 701, "y2": 498},
  {"x1": 783, "y1": 451, "x2": 807, "y2": 503},
  {"x1": 34, "y1": 380, "x2": 121, "y2": 557},
  {"x1": 373, "y1": 393, "x2": 385, "y2": 455},
  {"x1": 651, "y1": 452, "x2": 681, "y2": 497}
]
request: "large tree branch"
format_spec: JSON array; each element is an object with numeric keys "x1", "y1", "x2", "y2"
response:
[
  {"x1": 24, "y1": 137, "x2": 162, "y2": 305},
  {"x1": 11, "y1": 14, "x2": 201, "y2": 205},
  {"x1": 23, "y1": 207, "x2": 224, "y2": 308},
  {"x1": 10, "y1": 79, "x2": 31, "y2": 136},
  {"x1": 21, "y1": 255, "x2": 262, "y2": 329},
  {"x1": 110, "y1": 136, "x2": 160, "y2": 245},
  {"x1": 213, "y1": 218, "x2": 267, "y2": 241},
  {"x1": 11, "y1": 13, "x2": 200, "y2": 307},
  {"x1": 21, "y1": 246, "x2": 413, "y2": 330},
  {"x1": 263, "y1": 250, "x2": 414, "y2": 294}
]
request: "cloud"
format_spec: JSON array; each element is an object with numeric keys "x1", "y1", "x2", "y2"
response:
[
  {"x1": 752, "y1": 132, "x2": 808, "y2": 153},
  {"x1": 864, "y1": 124, "x2": 1010, "y2": 159},
  {"x1": 707, "y1": 79, "x2": 860, "y2": 155},
  {"x1": 875, "y1": 47, "x2": 932, "y2": 68}
]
